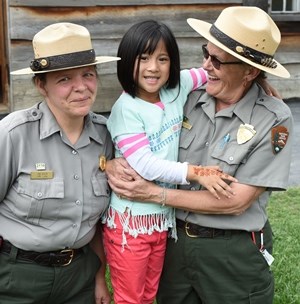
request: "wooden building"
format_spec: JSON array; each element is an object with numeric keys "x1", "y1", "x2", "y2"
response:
[{"x1": 1, "y1": 0, "x2": 299, "y2": 115}]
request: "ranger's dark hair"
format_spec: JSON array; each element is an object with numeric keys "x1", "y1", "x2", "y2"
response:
[{"x1": 117, "y1": 20, "x2": 180, "y2": 98}]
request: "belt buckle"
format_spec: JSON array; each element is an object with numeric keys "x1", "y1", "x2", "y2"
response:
[
  {"x1": 184, "y1": 222, "x2": 199, "y2": 238},
  {"x1": 60, "y1": 249, "x2": 74, "y2": 266}
]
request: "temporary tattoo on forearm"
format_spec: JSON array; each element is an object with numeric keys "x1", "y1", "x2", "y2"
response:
[{"x1": 193, "y1": 167, "x2": 228, "y2": 178}]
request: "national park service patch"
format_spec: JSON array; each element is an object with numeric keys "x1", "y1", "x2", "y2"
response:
[{"x1": 271, "y1": 126, "x2": 289, "y2": 154}]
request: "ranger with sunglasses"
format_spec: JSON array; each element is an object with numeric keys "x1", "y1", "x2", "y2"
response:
[{"x1": 106, "y1": 6, "x2": 293, "y2": 304}]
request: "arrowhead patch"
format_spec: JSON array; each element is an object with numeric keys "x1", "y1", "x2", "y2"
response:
[{"x1": 271, "y1": 126, "x2": 289, "y2": 154}]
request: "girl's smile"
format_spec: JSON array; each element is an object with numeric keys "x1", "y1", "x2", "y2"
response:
[{"x1": 135, "y1": 39, "x2": 170, "y2": 103}]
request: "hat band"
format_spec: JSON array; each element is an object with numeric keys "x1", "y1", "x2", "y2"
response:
[
  {"x1": 210, "y1": 25, "x2": 277, "y2": 69},
  {"x1": 30, "y1": 49, "x2": 96, "y2": 72}
]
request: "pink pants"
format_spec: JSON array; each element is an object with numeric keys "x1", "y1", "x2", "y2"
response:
[{"x1": 103, "y1": 215, "x2": 168, "y2": 304}]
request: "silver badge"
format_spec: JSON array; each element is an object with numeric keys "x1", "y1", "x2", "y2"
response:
[{"x1": 237, "y1": 124, "x2": 256, "y2": 144}]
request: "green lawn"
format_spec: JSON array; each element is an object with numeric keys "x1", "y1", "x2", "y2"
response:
[
  {"x1": 267, "y1": 187, "x2": 300, "y2": 304},
  {"x1": 106, "y1": 187, "x2": 300, "y2": 303}
]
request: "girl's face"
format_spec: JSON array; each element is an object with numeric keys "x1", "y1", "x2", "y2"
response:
[
  {"x1": 36, "y1": 66, "x2": 98, "y2": 121},
  {"x1": 134, "y1": 39, "x2": 170, "y2": 103}
]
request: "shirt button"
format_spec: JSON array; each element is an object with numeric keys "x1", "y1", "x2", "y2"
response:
[
  {"x1": 229, "y1": 156, "x2": 234, "y2": 161},
  {"x1": 37, "y1": 192, "x2": 43, "y2": 198},
  {"x1": 74, "y1": 174, "x2": 79, "y2": 180},
  {"x1": 72, "y1": 224, "x2": 77, "y2": 228},
  {"x1": 205, "y1": 142, "x2": 209, "y2": 146},
  {"x1": 75, "y1": 200, "x2": 81, "y2": 205},
  {"x1": 72, "y1": 150, "x2": 77, "y2": 155}
]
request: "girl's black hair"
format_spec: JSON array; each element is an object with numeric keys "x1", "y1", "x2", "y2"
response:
[{"x1": 117, "y1": 20, "x2": 180, "y2": 98}]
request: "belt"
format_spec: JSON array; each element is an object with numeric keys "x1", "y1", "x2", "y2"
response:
[
  {"x1": 0, "y1": 240, "x2": 83, "y2": 267},
  {"x1": 176, "y1": 219, "x2": 239, "y2": 238}
]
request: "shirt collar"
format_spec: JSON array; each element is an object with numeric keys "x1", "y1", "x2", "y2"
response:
[
  {"x1": 39, "y1": 102, "x2": 60, "y2": 140},
  {"x1": 230, "y1": 84, "x2": 260, "y2": 124},
  {"x1": 39, "y1": 102, "x2": 104, "y2": 146},
  {"x1": 199, "y1": 84, "x2": 260, "y2": 124}
]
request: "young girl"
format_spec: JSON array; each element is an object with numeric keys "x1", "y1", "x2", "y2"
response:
[{"x1": 103, "y1": 20, "x2": 236, "y2": 304}]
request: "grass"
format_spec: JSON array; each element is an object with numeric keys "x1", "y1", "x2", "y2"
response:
[
  {"x1": 106, "y1": 187, "x2": 300, "y2": 303},
  {"x1": 267, "y1": 187, "x2": 300, "y2": 304}
]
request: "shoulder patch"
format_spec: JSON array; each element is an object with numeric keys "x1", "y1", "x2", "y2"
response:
[{"x1": 271, "y1": 125, "x2": 289, "y2": 154}]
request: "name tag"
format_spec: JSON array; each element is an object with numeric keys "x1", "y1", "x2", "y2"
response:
[
  {"x1": 182, "y1": 116, "x2": 192, "y2": 130},
  {"x1": 30, "y1": 171, "x2": 54, "y2": 179}
]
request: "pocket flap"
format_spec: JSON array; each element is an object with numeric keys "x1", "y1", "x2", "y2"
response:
[{"x1": 17, "y1": 178, "x2": 64, "y2": 199}]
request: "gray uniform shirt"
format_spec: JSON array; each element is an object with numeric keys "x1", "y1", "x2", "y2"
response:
[
  {"x1": 176, "y1": 84, "x2": 294, "y2": 231},
  {"x1": 0, "y1": 102, "x2": 112, "y2": 251}
]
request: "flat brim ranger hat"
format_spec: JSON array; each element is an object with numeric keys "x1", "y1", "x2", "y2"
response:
[
  {"x1": 11, "y1": 22, "x2": 120, "y2": 75},
  {"x1": 187, "y1": 6, "x2": 290, "y2": 78}
]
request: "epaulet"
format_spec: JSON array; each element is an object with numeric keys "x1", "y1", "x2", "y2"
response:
[
  {"x1": 89, "y1": 112, "x2": 108, "y2": 125},
  {"x1": 256, "y1": 89, "x2": 292, "y2": 120},
  {"x1": 0, "y1": 104, "x2": 43, "y2": 131}
]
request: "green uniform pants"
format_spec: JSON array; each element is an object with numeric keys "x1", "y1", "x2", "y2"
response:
[
  {"x1": 0, "y1": 244, "x2": 100, "y2": 304},
  {"x1": 157, "y1": 221, "x2": 274, "y2": 304}
]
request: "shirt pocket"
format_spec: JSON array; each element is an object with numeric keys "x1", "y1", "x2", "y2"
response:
[
  {"x1": 89, "y1": 172, "x2": 111, "y2": 227},
  {"x1": 211, "y1": 143, "x2": 250, "y2": 176},
  {"x1": 179, "y1": 130, "x2": 207, "y2": 164},
  {"x1": 179, "y1": 130, "x2": 195, "y2": 150},
  {"x1": 13, "y1": 177, "x2": 64, "y2": 227}
]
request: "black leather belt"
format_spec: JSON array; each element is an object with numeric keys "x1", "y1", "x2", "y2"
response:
[
  {"x1": 0, "y1": 240, "x2": 83, "y2": 267},
  {"x1": 176, "y1": 219, "x2": 237, "y2": 238}
]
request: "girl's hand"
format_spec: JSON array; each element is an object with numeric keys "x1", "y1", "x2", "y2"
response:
[
  {"x1": 187, "y1": 165, "x2": 238, "y2": 199},
  {"x1": 95, "y1": 272, "x2": 111, "y2": 304}
]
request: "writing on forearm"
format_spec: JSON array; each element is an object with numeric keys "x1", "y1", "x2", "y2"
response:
[{"x1": 193, "y1": 166, "x2": 229, "y2": 178}]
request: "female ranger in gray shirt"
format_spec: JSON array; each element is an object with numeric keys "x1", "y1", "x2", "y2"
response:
[
  {"x1": 106, "y1": 6, "x2": 293, "y2": 304},
  {"x1": 0, "y1": 22, "x2": 119, "y2": 304}
]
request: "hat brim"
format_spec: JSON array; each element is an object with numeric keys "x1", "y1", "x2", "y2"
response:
[
  {"x1": 187, "y1": 18, "x2": 290, "y2": 79},
  {"x1": 11, "y1": 56, "x2": 120, "y2": 75}
]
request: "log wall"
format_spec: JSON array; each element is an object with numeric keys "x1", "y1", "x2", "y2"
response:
[{"x1": 7, "y1": 0, "x2": 300, "y2": 113}]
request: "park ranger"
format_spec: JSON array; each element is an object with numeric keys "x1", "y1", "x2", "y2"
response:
[
  {"x1": 106, "y1": 6, "x2": 294, "y2": 304},
  {"x1": 0, "y1": 22, "x2": 119, "y2": 304}
]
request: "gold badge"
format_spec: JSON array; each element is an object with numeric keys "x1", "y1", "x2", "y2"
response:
[
  {"x1": 237, "y1": 124, "x2": 256, "y2": 144},
  {"x1": 182, "y1": 116, "x2": 192, "y2": 130},
  {"x1": 271, "y1": 126, "x2": 289, "y2": 154},
  {"x1": 99, "y1": 155, "x2": 106, "y2": 171}
]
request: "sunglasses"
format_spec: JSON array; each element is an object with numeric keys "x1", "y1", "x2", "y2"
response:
[{"x1": 202, "y1": 44, "x2": 243, "y2": 70}]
